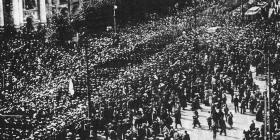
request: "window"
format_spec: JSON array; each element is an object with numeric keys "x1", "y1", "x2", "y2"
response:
[
  {"x1": 23, "y1": 0, "x2": 38, "y2": 10},
  {"x1": 60, "y1": 0, "x2": 68, "y2": 4},
  {"x1": 23, "y1": 0, "x2": 39, "y2": 22}
]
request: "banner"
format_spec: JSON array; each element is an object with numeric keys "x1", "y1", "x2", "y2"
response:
[{"x1": 69, "y1": 78, "x2": 75, "y2": 96}]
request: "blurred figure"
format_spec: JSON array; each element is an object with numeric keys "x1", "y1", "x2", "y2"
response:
[
  {"x1": 182, "y1": 131, "x2": 190, "y2": 140},
  {"x1": 193, "y1": 110, "x2": 201, "y2": 128},
  {"x1": 227, "y1": 112, "x2": 233, "y2": 128}
]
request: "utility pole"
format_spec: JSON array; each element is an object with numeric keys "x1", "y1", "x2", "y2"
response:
[
  {"x1": 250, "y1": 49, "x2": 267, "y2": 140},
  {"x1": 241, "y1": 0, "x2": 243, "y2": 23},
  {"x1": 113, "y1": 0, "x2": 117, "y2": 36},
  {"x1": 79, "y1": 33, "x2": 93, "y2": 139},
  {"x1": 264, "y1": 65, "x2": 267, "y2": 140},
  {"x1": 268, "y1": 50, "x2": 271, "y2": 140}
]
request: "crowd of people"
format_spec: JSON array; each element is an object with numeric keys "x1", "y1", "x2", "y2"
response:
[
  {"x1": 0, "y1": 3, "x2": 209, "y2": 139},
  {"x1": 1, "y1": 0, "x2": 280, "y2": 140},
  {"x1": 58, "y1": 8, "x2": 280, "y2": 140}
]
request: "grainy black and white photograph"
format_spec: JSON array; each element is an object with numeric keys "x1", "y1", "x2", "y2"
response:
[{"x1": 0, "y1": 0, "x2": 280, "y2": 140}]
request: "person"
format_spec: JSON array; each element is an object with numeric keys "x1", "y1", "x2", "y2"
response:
[
  {"x1": 219, "y1": 119, "x2": 227, "y2": 136},
  {"x1": 180, "y1": 93, "x2": 187, "y2": 110},
  {"x1": 250, "y1": 120, "x2": 255, "y2": 131},
  {"x1": 193, "y1": 110, "x2": 201, "y2": 128},
  {"x1": 182, "y1": 131, "x2": 190, "y2": 140},
  {"x1": 212, "y1": 123, "x2": 217, "y2": 139},
  {"x1": 233, "y1": 96, "x2": 239, "y2": 113},
  {"x1": 240, "y1": 97, "x2": 246, "y2": 114},
  {"x1": 174, "y1": 109, "x2": 182, "y2": 129},
  {"x1": 218, "y1": 109, "x2": 224, "y2": 121},
  {"x1": 227, "y1": 112, "x2": 233, "y2": 128},
  {"x1": 165, "y1": 114, "x2": 173, "y2": 129},
  {"x1": 25, "y1": 16, "x2": 34, "y2": 33},
  {"x1": 254, "y1": 128, "x2": 260, "y2": 138},
  {"x1": 260, "y1": 124, "x2": 264, "y2": 137},
  {"x1": 256, "y1": 105, "x2": 263, "y2": 122},
  {"x1": 207, "y1": 111, "x2": 212, "y2": 130},
  {"x1": 249, "y1": 97, "x2": 256, "y2": 113},
  {"x1": 243, "y1": 129, "x2": 250, "y2": 140},
  {"x1": 224, "y1": 104, "x2": 229, "y2": 121},
  {"x1": 222, "y1": 92, "x2": 227, "y2": 104}
]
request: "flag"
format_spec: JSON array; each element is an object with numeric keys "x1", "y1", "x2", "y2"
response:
[
  {"x1": 69, "y1": 78, "x2": 75, "y2": 96},
  {"x1": 268, "y1": 8, "x2": 275, "y2": 19}
]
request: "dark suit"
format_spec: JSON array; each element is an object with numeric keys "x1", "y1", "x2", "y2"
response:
[{"x1": 183, "y1": 133, "x2": 190, "y2": 140}]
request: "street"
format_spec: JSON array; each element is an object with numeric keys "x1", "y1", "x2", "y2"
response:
[{"x1": 174, "y1": 66, "x2": 264, "y2": 140}]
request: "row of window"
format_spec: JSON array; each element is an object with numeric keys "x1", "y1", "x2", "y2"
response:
[{"x1": 23, "y1": 0, "x2": 69, "y2": 10}]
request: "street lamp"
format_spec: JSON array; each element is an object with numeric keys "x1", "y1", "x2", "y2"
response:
[
  {"x1": 74, "y1": 32, "x2": 93, "y2": 139},
  {"x1": 241, "y1": 0, "x2": 244, "y2": 23},
  {"x1": 113, "y1": 1, "x2": 117, "y2": 36},
  {"x1": 249, "y1": 49, "x2": 271, "y2": 140}
]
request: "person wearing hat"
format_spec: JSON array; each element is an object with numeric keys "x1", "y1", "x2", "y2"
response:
[
  {"x1": 207, "y1": 111, "x2": 212, "y2": 130},
  {"x1": 240, "y1": 97, "x2": 246, "y2": 114},
  {"x1": 243, "y1": 129, "x2": 250, "y2": 140},
  {"x1": 219, "y1": 119, "x2": 227, "y2": 136},
  {"x1": 227, "y1": 112, "x2": 233, "y2": 129},
  {"x1": 250, "y1": 120, "x2": 255, "y2": 131},
  {"x1": 233, "y1": 95, "x2": 239, "y2": 113},
  {"x1": 192, "y1": 110, "x2": 201, "y2": 128},
  {"x1": 174, "y1": 109, "x2": 182, "y2": 129},
  {"x1": 182, "y1": 131, "x2": 190, "y2": 140}
]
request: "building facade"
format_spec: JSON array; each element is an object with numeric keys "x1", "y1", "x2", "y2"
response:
[{"x1": 0, "y1": 0, "x2": 82, "y2": 27}]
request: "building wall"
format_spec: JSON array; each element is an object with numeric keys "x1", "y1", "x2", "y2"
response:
[
  {"x1": 0, "y1": 0, "x2": 82, "y2": 27},
  {"x1": 0, "y1": 0, "x2": 4, "y2": 26}
]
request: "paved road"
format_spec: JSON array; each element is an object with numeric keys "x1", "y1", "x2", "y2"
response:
[
  {"x1": 176, "y1": 98, "x2": 262, "y2": 140},
  {"x1": 173, "y1": 66, "x2": 264, "y2": 140}
]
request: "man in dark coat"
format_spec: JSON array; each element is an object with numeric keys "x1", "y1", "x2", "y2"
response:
[
  {"x1": 240, "y1": 98, "x2": 246, "y2": 114},
  {"x1": 219, "y1": 119, "x2": 227, "y2": 136},
  {"x1": 193, "y1": 110, "x2": 201, "y2": 128},
  {"x1": 233, "y1": 96, "x2": 239, "y2": 113},
  {"x1": 207, "y1": 112, "x2": 212, "y2": 130},
  {"x1": 212, "y1": 123, "x2": 218, "y2": 139},
  {"x1": 165, "y1": 114, "x2": 173, "y2": 129},
  {"x1": 250, "y1": 120, "x2": 255, "y2": 131},
  {"x1": 183, "y1": 131, "x2": 190, "y2": 140},
  {"x1": 175, "y1": 109, "x2": 182, "y2": 129}
]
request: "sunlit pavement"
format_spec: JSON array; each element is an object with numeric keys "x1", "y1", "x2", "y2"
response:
[
  {"x1": 172, "y1": 66, "x2": 265, "y2": 140},
  {"x1": 176, "y1": 99, "x2": 262, "y2": 140}
]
